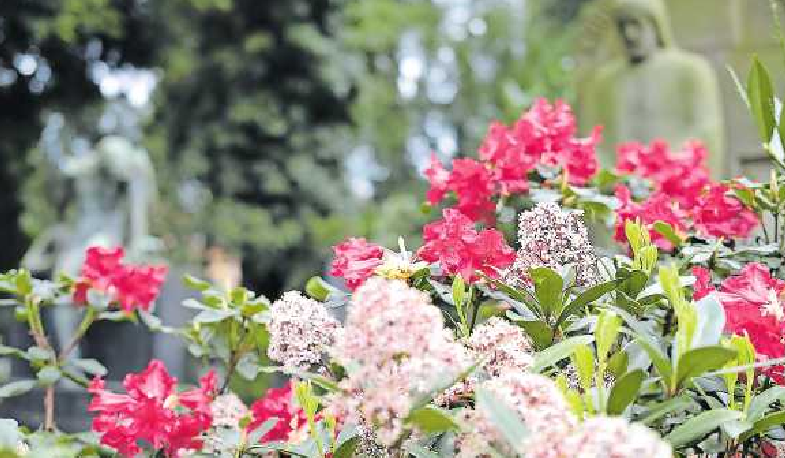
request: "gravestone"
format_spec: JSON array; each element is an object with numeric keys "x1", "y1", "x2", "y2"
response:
[
  {"x1": 578, "y1": 0, "x2": 725, "y2": 175},
  {"x1": 577, "y1": 0, "x2": 785, "y2": 180}
]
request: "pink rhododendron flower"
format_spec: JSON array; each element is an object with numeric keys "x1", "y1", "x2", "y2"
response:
[
  {"x1": 448, "y1": 158, "x2": 497, "y2": 222},
  {"x1": 478, "y1": 121, "x2": 532, "y2": 195},
  {"x1": 692, "y1": 183, "x2": 758, "y2": 240},
  {"x1": 329, "y1": 238, "x2": 384, "y2": 290},
  {"x1": 691, "y1": 266, "x2": 714, "y2": 301},
  {"x1": 88, "y1": 360, "x2": 216, "y2": 457},
  {"x1": 418, "y1": 209, "x2": 515, "y2": 283},
  {"x1": 613, "y1": 185, "x2": 689, "y2": 251},
  {"x1": 719, "y1": 263, "x2": 785, "y2": 383},
  {"x1": 615, "y1": 140, "x2": 710, "y2": 210},
  {"x1": 424, "y1": 153, "x2": 451, "y2": 205},
  {"x1": 74, "y1": 246, "x2": 168, "y2": 312},
  {"x1": 248, "y1": 382, "x2": 307, "y2": 443}
]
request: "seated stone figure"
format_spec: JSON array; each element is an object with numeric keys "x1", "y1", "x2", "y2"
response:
[{"x1": 580, "y1": 0, "x2": 724, "y2": 176}]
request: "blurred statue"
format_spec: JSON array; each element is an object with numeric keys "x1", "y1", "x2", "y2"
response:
[
  {"x1": 23, "y1": 112, "x2": 160, "y2": 352},
  {"x1": 580, "y1": 0, "x2": 724, "y2": 175}
]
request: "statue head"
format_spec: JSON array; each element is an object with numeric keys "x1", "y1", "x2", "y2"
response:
[{"x1": 613, "y1": 0, "x2": 674, "y2": 65}]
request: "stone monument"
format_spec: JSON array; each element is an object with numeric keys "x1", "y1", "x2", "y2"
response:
[
  {"x1": 579, "y1": 0, "x2": 725, "y2": 175},
  {"x1": 21, "y1": 113, "x2": 160, "y2": 363}
]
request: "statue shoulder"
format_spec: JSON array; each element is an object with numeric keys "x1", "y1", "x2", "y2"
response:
[
  {"x1": 586, "y1": 59, "x2": 628, "y2": 89},
  {"x1": 658, "y1": 49, "x2": 718, "y2": 81}
]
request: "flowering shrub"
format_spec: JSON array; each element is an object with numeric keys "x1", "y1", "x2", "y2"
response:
[{"x1": 6, "y1": 54, "x2": 785, "y2": 458}]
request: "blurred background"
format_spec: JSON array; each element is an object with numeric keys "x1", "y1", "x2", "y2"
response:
[{"x1": 1, "y1": 0, "x2": 785, "y2": 427}]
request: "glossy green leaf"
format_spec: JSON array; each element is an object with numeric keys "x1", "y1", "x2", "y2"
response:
[
  {"x1": 666, "y1": 409, "x2": 742, "y2": 447},
  {"x1": 37, "y1": 366, "x2": 61, "y2": 386},
  {"x1": 0, "y1": 380, "x2": 36, "y2": 398},
  {"x1": 556, "y1": 279, "x2": 620, "y2": 328},
  {"x1": 607, "y1": 370, "x2": 644, "y2": 415},
  {"x1": 740, "y1": 411, "x2": 785, "y2": 441},
  {"x1": 72, "y1": 358, "x2": 107, "y2": 377},
  {"x1": 530, "y1": 267, "x2": 563, "y2": 318},
  {"x1": 748, "y1": 386, "x2": 785, "y2": 421},
  {"x1": 653, "y1": 221, "x2": 682, "y2": 249},
  {"x1": 532, "y1": 335, "x2": 594, "y2": 373},
  {"x1": 676, "y1": 346, "x2": 738, "y2": 388},
  {"x1": 748, "y1": 55, "x2": 777, "y2": 144},
  {"x1": 406, "y1": 406, "x2": 459, "y2": 434},
  {"x1": 516, "y1": 320, "x2": 553, "y2": 351}
]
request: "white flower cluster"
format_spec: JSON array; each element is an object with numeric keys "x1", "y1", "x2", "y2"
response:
[
  {"x1": 438, "y1": 318, "x2": 534, "y2": 407},
  {"x1": 267, "y1": 291, "x2": 340, "y2": 370},
  {"x1": 506, "y1": 202, "x2": 599, "y2": 288},
  {"x1": 327, "y1": 278, "x2": 470, "y2": 445},
  {"x1": 455, "y1": 373, "x2": 672, "y2": 458}
]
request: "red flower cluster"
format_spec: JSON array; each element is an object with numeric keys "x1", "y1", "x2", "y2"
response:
[
  {"x1": 88, "y1": 360, "x2": 217, "y2": 457},
  {"x1": 418, "y1": 209, "x2": 515, "y2": 283},
  {"x1": 425, "y1": 98, "x2": 601, "y2": 222},
  {"x1": 248, "y1": 382, "x2": 307, "y2": 443},
  {"x1": 329, "y1": 238, "x2": 385, "y2": 291},
  {"x1": 613, "y1": 141, "x2": 758, "y2": 248},
  {"x1": 692, "y1": 264, "x2": 785, "y2": 383},
  {"x1": 74, "y1": 246, "x2": 168, "y2": 313},
  {"x1": 692, "y1": 183, "x2": 759, "y2": 239},
  {"x1": 615, "y1": 186, "x2": 689, "y2": 251}
]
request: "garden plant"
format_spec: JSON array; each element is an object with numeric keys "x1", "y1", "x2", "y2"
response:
[{"x1": 4, "y1": 44, "x2": 785, "y2": 458}]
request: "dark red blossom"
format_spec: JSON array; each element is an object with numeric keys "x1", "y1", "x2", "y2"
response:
[
  {"x1": 418, "y1": 209, "x2": 515, "y2": 283},
  {"x1": 329, "y1": 238, "x2": 385, "y2": 291},
  {"x1": 74, "y1": 246, "x2": 168, "y2": 312},
  {"x1": 88, "y1": 360, "x2": 216, "y2": 457},
  {"x1": 248, "y1": 382, "x2": 307, "y2": 443}
]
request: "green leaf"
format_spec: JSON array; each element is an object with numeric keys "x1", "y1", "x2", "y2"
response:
[
  {"x1": 306, "y1": 276, "x2": 332, "y2": 301},
  {"x1": 748, "y1": 386, "x2": 785, "y2": 421},
  {"x1": 333, "y1": 436, "x2": 358, "y2": 458},
  {"x1": 406, "y1": 406, "x2": 459, "y2": 434},
  {"x1": 676, "y1": 346, "x2": 738, "y2": 388},
  {"x1": 26, "y1": 346, "x2": 53, "y2": 362},
  {"x1": 607, "y1": 351, "x2": 629, "y2": 377},
  {"x1": 748, "y1": 55, "x2": 777, "y2": 144},
  {"x1": 607, "y1": 370, "x2": 644, "y2": 415},
  {"x1": 183, "y1": 274, "x2": 211, "y2": 291},
  {"x1": 193, "y1": 309, "x2": 235, "y2": 323},
  {"x1": 639, "y1": 395, "x2": 694, "y2": 425},
  {"x1": 571, "y1": 345, "x2": 594, "y2": 392},
  {"x1": 740, "y1": 411, "x2": 785, "y2": 441},
  {"x1": 403, "y1": 443, "x2": 439, "y2": 458},
  {"x1": 635, "y1": 337, "x2": 672, "y2": 384},
  {"x1": 37, "y1": 366, "x2": 61, "y2": 385},
  {"x1": 0, "y1": 419, "x2": 20, "y2": 450},
  {"x1": 667, "y1": 409, "x2": 743, "y2": 447},
  {"x1": 476, "y1": 387, "x2": 527, "y2": 454},
  {"x1": 516, "y1": 320, "x2": 553, "y2": 351},
  {"x1": 595, "y1": 310, "x2": 621, "y2": 363},
  {"x1": 0, "y1": 380, "x2": 36, "y2": 398},
  {"x1": 532, "y1": 335, "x2": 594, "y2": 373},
  {"x1": 530, "y1": 268, "x2": 563, "y2": 318},
  {"x1": 556, "y1": 279, "x2": 620, "y2": 328},
  {"x1": 653, "y1": 221, "x2": 682, "y2": 249},
  {"x1": 72, "y1": 358, "x2": 108, "y2": 377},
  {"x1": 452, "y1": 275, "x2": 465, "y2": 309}
]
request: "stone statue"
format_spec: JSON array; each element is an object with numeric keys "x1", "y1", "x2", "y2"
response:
[
  {"x1": 579, "y1": 0, "x2": 725, "y2": 176},
  {"x1": 22, "y1": 112, "x2": 160, "y2": 353}
]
